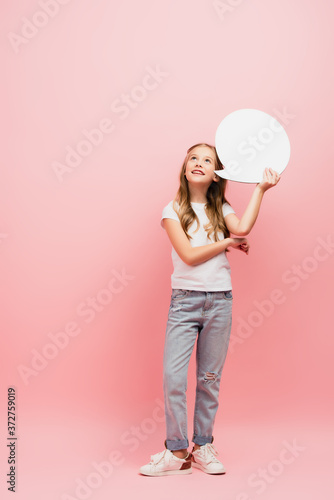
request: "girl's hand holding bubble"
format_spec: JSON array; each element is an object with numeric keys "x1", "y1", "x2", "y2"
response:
[{"x1": 257, "y1": 167, "x2": 281, "y2": 192}]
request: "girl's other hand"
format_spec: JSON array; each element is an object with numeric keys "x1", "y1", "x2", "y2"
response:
[
  {"x1": 257, "y1": 168, "x2": 281, "y2": 192},
  {"x1": 228, "y1": 238, "x2": 250, "y2": 255}
]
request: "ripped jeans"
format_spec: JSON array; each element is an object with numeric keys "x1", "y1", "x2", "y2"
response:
[{"x1": 163, "y1": 288, "x2": 233, "y2": 451}]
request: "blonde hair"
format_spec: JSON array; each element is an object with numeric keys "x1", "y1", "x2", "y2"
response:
[{"x1": 172, "y1": 143, "x2": 231, "y2": 246}]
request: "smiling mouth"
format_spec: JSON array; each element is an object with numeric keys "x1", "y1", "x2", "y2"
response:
[{"x1": 192, "y1": 170, "x2": 204, "y2": 175}]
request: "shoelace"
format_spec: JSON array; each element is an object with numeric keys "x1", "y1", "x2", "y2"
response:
[
  {"x1": 195, "y1": 443, "x2": 220, "y2": 464},
  {"x1": 149, "y1": 449, "x2": 172, "y2": 466}
]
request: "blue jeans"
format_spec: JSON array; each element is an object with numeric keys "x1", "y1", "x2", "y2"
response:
[{"x1": 163, "y1": 288, "x2": 233, "y2": 451}]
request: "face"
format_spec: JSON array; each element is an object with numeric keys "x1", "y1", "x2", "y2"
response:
[{"x1": 184, "y1": 146, "x2": 219, "y2": 184}]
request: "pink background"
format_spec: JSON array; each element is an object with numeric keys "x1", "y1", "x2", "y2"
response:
[{"x1": 1, "y1": 0, "x2": 333, "y2": 498}]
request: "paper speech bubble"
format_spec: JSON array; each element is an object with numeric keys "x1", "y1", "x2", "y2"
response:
[{"x1": 214, "y1": 108, "x2": 291, "y2": 183}]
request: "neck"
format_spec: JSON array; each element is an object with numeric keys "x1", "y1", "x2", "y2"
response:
[{"x1": 188, "y1": 185, "x2": 208, "y2": 204}]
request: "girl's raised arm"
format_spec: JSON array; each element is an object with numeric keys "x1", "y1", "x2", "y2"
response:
[{"x1": 224, "y1": 167, "x2": 281, "y2": 236}]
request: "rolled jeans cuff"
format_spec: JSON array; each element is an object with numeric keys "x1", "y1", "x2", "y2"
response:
[{"x1": 165, "y1": 438, "x2": 189, "y2": 451}]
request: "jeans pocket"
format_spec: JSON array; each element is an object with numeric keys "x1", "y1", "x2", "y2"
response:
[
  {"x1": 223, "y1": 290, "x2": 233, "y2": 300},
  {"x1": 171, "y1": 289, "x2": 189, "y2": 301}
]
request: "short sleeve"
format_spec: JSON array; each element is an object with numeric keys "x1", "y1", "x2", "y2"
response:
[
  {"x1": 223, "y1": 202, "x2": 235, "y2": 217},
  {"x1": 160, "y1": 201, "x2": 180, "y2": 229}
]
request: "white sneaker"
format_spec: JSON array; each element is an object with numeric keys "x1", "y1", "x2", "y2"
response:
[
  {"x1": 191, "y1": 443, "x2": 226, "y2": 474},
  {"x1": 139, "y1": 448, "x2": 192, "y2": 476}
]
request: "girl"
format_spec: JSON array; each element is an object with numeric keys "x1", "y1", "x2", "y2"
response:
[{"x1": 139, "y1": 143, "x2": 280, "y2": 476}]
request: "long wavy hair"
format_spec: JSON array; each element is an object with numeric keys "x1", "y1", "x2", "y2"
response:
[{"x1": 172, "y1": 143, "x2": 231, "y2": 246}]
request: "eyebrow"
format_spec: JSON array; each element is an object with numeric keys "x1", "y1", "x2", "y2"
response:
[{"x1": 189, "y1": 154, "x2": 214, "y2": 161}]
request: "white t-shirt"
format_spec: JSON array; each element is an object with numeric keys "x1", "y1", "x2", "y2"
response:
[{"x1": 160, "y1": 200, "x2": 235, "y2": 291}]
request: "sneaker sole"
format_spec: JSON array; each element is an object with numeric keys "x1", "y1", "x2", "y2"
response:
[
  {"x1": 139, "y1": 468, "x2": 192, "y2": 477},
  {"x1": 191, "y1": 462, "x2": 226, "y2": 475}
]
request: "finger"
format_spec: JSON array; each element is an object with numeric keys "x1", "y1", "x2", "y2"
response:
[
  {"x1": 272, "y1": 173, "x2": 279, "y2": 184},
  {"x1": 269, "y1": 169, "x2": 275, "y2": 182}
]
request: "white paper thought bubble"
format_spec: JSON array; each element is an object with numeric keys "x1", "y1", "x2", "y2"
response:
[{"x1": 214, "y1": 108, "x2": 291, "y2": 183}]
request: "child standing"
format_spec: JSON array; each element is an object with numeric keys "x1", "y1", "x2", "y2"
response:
[{"x1": 139, "y1": 143, "x2": 280, "y2": 476}]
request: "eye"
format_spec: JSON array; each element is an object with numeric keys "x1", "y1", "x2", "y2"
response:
[
  {"x1": 205, "y1": 159, "x2": 211, "y2": 162},
  {"x1": 190, "y1": 156, "x2": 196, "y2": 160}
]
